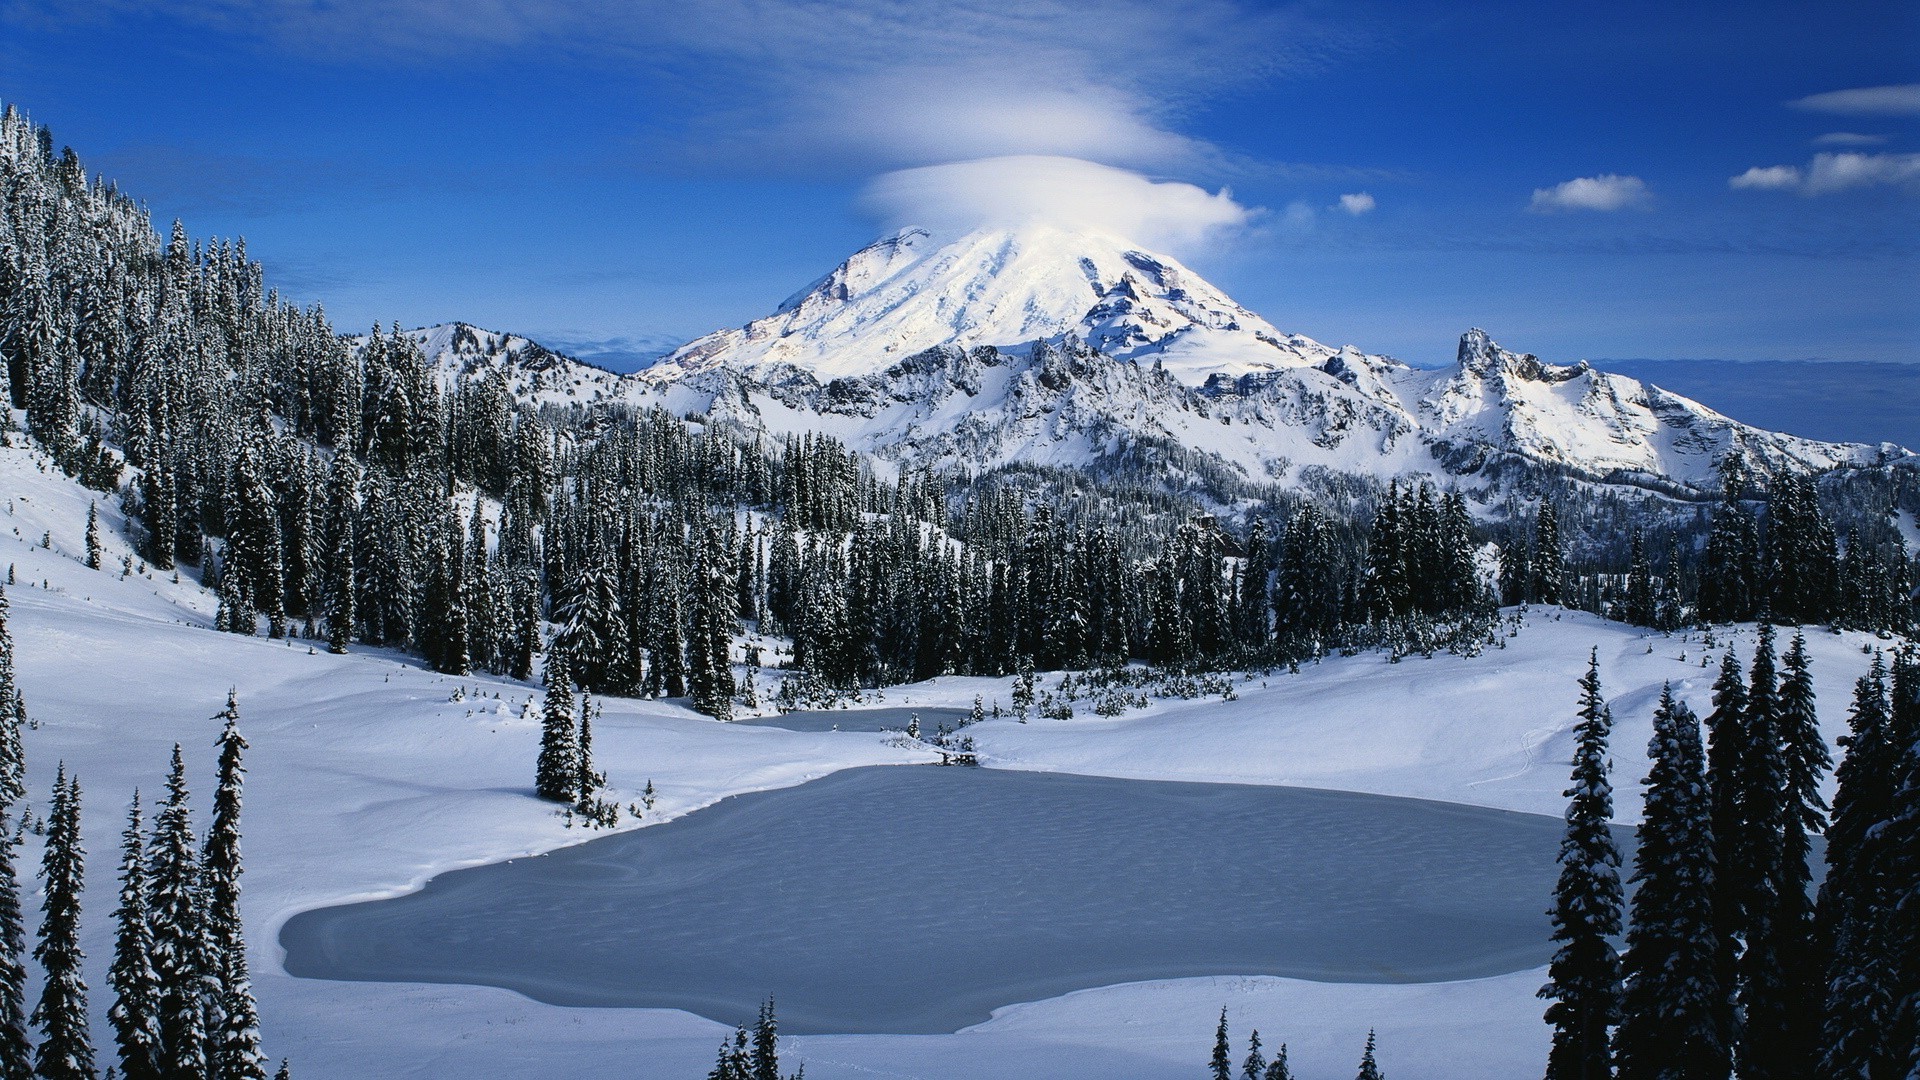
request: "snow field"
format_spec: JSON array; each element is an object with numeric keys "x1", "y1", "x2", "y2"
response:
[{"x1": 0, "y1": 443, "x2": 1898, "y2": 1077}]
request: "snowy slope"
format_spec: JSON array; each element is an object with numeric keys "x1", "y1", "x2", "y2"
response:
[{"x1": 0, "y1": 442, "x2": 1899, "y2": 1078}]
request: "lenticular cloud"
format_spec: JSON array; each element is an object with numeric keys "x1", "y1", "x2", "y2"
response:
[{"x1": 861, "y1": 156, "x2": 1257, "y2": 254}]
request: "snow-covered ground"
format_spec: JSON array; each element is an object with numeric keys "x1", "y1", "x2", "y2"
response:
[{"x1": 0, "y1": 443, "x2": 1897, "y2": 1078}]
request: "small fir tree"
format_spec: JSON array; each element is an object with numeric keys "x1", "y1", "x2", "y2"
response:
[{"x1": 1355, "y1": 1029, "x2": 1383, "y2": 1080}]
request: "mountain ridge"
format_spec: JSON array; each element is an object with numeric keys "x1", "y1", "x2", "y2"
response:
[{"x1": 402, "y1": 224, "x2": 1917, "y2": 495}]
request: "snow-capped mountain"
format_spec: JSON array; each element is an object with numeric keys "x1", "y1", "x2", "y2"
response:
[
  {"x1": 648, "y1": 225, "x2": 1339, "y2": 385},
  {"x1": 384, "y1": 323, "x2": 632, "y2": 406},
  {"x1": 450, "y1": 224, "x2": 1917, "y2": 493}
]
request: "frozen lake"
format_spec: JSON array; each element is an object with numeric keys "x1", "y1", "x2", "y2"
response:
[
  {"x1": 730, "y1": 705, "x2": 972, "y2": 732},
  {"x1": 281, "y1": 766, "x2": 1621, "y2": 1035}
]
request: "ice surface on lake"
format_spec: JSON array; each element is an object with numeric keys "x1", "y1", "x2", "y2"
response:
[
  {"x1": 282, "y1": 766, "x2": 1627, "y2": 1034},
  {"x1": 731, "y1": 706, "x2": 972, "y2": 732}
]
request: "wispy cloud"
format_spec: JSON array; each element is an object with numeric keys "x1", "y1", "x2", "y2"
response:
[
  {"x1": 39, "y1": 0, "x2": 1360, "y2": 175},
  {"x1": 861, "y1": 156, "x2": 1257, "y2": 255},
  {"x1": 1337, "y1": 192, "x2": 1376, "y2": 215},
  {"x1": 1788, "y1": 84, "x2": 1920, "y2": 116},
  {"x1": 1812, "y1": 132, "x2": 1886, "y2": 147},
  {"x1": 1528, "y1": 175, "x2": 1652, "y2": 213},
  {"x1": 1730, "y1": 152, "x2": 1920, "y2": 196}
]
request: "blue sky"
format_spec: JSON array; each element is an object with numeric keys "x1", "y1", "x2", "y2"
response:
[{"x1": 1, "y1": 0, "x2": 1916, "y2": 370}]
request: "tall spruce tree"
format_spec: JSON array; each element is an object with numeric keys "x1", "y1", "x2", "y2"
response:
[
  {"x1": 0, "y1": 801, "x2": 29, "y2": 1080},
  {"x1": 1615, "y1": 686, "x2": 1728, "y2": 1080},
  {"x1": 1873, "y1": 647, "x2": 1920, "y2": 1075},
  {"x1": 534, "y1": 655, "x2": 579, "y2": 804},
  {"x1": 205, "y1": 693, "x2": 266, "y2": 1080},
  {"x1": 1540, "y1": 650, "x2": 1624, "y2": 1080},
  {"x1": 1819, "y1": 653, "x2": 1899, "y2": 1078},
  {"x1": 149, "y1": 745, "x2": 207, "y2": 1079},
  {"x1": 1211, "y1": 1009, "x2": 1232, "y2": 1080},
  {"x1": 1734, "y1": 624, "x2": 1799, "y2": 1080},
  {"x1": 107, "y1": 794, "x2": 160, "y2": 1080},
  {"x1": 1702, "y1": 649, "x2": 1748, "y2": 1049},
  {"x1": 0, "y1": 589, "x2": 27, "y2": 807},
  {"x1": 32, "y1": 767, "x2": 93, "y2": 1080}
]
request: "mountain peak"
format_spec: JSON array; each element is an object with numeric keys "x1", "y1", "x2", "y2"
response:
[{"x1": 647, "y1": 223, "x2": 1338, "y2": 385}]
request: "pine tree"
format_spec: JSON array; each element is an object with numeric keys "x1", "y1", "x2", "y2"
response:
[
  {"x1": 107, "y1": 795, "x2": 160, "y2": 1080},
  {"x1": 149, "y1": 746, "x2": 207, "y2": 1079},
  {"x1": 1819, "y1": 653, "x2": 1898, "y2": 1078},
  {"x1": 1702, "y1": 649, "x2": 1747, "y2": 1050},
  {"x1": 205, "y1": 693, "x2": 266, "y2": 1080},
  {"x1": 322, "y1": 454, "x2": 357, "y2": 654},
  {"x1": 1615, "y1": 686, "x2": 1728, "y2": 1080},
  {"x1": 83, "y1": 502, "x2": 100, "y2": 571},
  {"x1": 1540, "y1": 650, "x2": 1623, "y2": 1080},
  {"x1": 1534, "y1": 504, "x2": 1564, "y2": 606},
  {"x1": 1355, "y1": 1029, "x2": 1383, "y2": 1080},
  {"x1": 534, "y1": 655, "x2": 579, "y2": 804},
  {"x1": 575, "y1": 692, "x2": 597, "y2": 809},
  {"x1": 1735, "y1": 623, "x2": 1800, "y2": 1080},
  {"x1": 0, "y1": 588, "x2": 25, "y2": 807},
  {"x1": 749, "y1": 998, "x2": 779, "y2": 1080},
  {"x1": 1211, "y1": 1008, "x2": 1232, "y2": 1080},
  {"x1": 0, "y1": 806, "x2": 30, "y2": 1080},
  {"x1": 1241, "y1": 1029, "x2": 1266, "y2": 1080},
  {"x1": 1870, "y1": 647, "x2": 1920, "y2": 1076},
  {"x1": 32, "y1": 767, "x2": 94, "y2": 1080},
  {"x1": 1263, "y1": 1045, "x2": 1291, "y2": 1080}
]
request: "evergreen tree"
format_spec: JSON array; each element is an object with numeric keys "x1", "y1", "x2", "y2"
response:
[
  {"x1": 1699, "y1": 459, "x2": 1760, "y2": 623},
  {"x1": 322, "y1": 455, "x2": 357, "y2": 655},
  {"x1": 32, "y1": 767, "x2": 93, "y2": 1080},
  {"x1": 1263, "y1": 1045, "x2": 1290, "y2": 1080},
  {"x1": 0, "y1": 806, "x2": 30, "y2": 1080},
  {"x1": 1534, "y1": 504, "x2": 1564, "y2": 606},
  {"x1": 1540, "y1": 650, "x2": 1623, "y2": 1080},
  {"x1": 148, "y1": 745, "x2": 207, "y2": 1080},
  {"x1": 1870, "y1": 647, "x2": 1920, "y2": 1075},
  {"x1": 1615, "y1": 686, "x2": 1727, "y2": 1080},
  {"x1": 107, "y1": 795, "x2": 160, "y2": 1080},
  {"x1": 1211, "y1": 1008, "x2": 1232, "y2": 1080},
  {"x1": 1355, "y1": 1029, "x2": 1383, "y2": 1080},
  {"x1": 749, "y1": 998, "x2": 779, "y2": 1080},
  {"x1": 1701, "y1": 649, "x2": 1748, "y2": 1051},
  {"x1": 534, "y1": 655, "x2": 579, "y2": 803},
  {"x1": 83, "y1": 502, "x2": 99, "y2": 571},
  {"x1": 575, "y1": 692, "x2": 598, "y2": 809},
  {"x1": 1734, "y1": 624, "x2": 1800, "y2": 1080},
  {"x1": 1819, "y1": 653, "x2": 1899, "y2": 1078},
  {"x1": 205, "y1": 693, "x2": 266, "y2": 1080},
  {"x1": 1241, "y1": 1029, "x2": 1266, "y2": 1080},
  {"x1": 0, "y1": 589, "x2": 25, "y2": 807}
]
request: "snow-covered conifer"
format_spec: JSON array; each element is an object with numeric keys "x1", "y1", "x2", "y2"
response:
[
  {"x1": 1540, "y1": 650, "x2": 1623, "y2": 1080},
  {"x1": 32, "y1": 767, "x2": 94, "y2": 1080}
]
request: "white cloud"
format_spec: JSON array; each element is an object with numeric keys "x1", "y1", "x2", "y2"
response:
[
  {"x1": 1729, "y1": 152, "x2": 1920, "y2": 195},
  {"x1": 1527, "y1": 175, "x2": 1652, "y2": 213},
  {"x1": 58, "y1": 0, "x2": 1353, "y2": 174},
  {"x1": 861, "y1": 156, "x2": 1258, "y2": 254},
  {"x1": 1337, "y1": 192, "x2": 1376, "y2": 215},
  {"x1": 1804, "y1": 151, "x2": 1920, "y2": 194},
  {"x1": 1788, "y1": 84, "x2": 1920, "y2": 116},
  {"x1": 1812, "y1": 132, "x2": 1886, "y2": 147},
  {"x1": 1729, "y1": 165, "x2": 1803, "y2": 191}
]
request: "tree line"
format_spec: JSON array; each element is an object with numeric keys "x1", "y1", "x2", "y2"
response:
[
  {"x1": 1540, "y1": 632, "x2": 1919, "y2": 1079},
  {"x1": 0, "y1": 587, "x2": 285, "y2": 1079}
]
